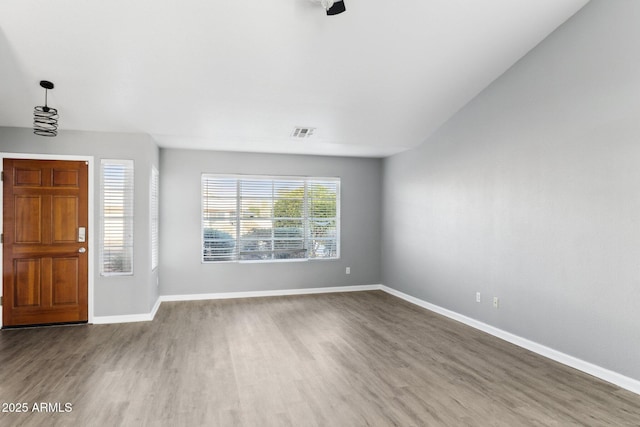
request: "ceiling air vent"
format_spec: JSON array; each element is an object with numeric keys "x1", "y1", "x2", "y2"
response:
[{"x1": 291, "y1": 127, "x2": 316, "y2": 139}]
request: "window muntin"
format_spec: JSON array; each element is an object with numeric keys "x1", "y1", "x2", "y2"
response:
[{"x1": 202, "y1": 175, "x2": 340, "y2": 262}]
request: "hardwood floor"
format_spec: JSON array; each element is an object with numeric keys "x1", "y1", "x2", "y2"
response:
[{"x1": 1, "y1": 290, "x2": 639, "y2": 426}]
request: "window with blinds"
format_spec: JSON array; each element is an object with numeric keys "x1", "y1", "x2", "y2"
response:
[
  {"x1": 202, "y1": 175, "x2": 340, "y2": 262},
  {"x1": 100, "y1": 159, "x2": 134, "y2": 275},
  {"x1": 150, "y1": 166, "x2": 159, "y2": 271}
]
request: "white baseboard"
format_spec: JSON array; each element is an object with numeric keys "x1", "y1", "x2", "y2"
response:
[
  {"x1": 92, "y1": 285, "x2": 382, "y2": 324},
  {"x1": 93, "y1": 312, "x2": 154, "y2": 324},
  {"x1": 149, "y1": 296, "x2": 162, "y2": 319},
  {"x1": 379, "y1": 285, "x2": 640, "y2": 396},
  {"x1": 92, "y1": 297, "x2": 162, "y2": 325},
  {"x1": 160, "y1": 284, "x2": 382, "y2": 302}
]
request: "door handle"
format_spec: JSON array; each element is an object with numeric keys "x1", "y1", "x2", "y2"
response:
[{"x1": 78, "y1": 247, "x2": 86, "y2": 254}]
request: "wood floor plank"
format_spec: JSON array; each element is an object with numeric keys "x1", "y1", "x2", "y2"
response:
[{"x1": 1, "y1": 290, "x2": 639, "y2": 426}]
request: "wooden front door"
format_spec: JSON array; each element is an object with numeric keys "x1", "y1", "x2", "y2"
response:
[{"x1": 2, "y1": 159, "x2": 89, "y2": 327}]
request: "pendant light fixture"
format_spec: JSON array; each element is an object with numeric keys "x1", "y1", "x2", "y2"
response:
[{"x1": 33, "y1": 80, "x2": 59, "y2": 137}]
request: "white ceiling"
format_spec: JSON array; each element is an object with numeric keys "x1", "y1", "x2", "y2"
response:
[{"x1": 0, "y1": 0, "x2": 588, "y2": 157}]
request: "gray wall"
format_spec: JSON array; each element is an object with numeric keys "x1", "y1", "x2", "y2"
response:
[
  {"x1": 0, "y1": 126, "x2": 160, "y2": 317},
  {"x1": 160, "y1": 148, "x2": 382, "y2": 295},
  {"x1": 382, "y1": 0, "x2": 640, "y2": 381}
]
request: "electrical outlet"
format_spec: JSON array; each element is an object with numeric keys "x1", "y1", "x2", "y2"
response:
[
  {"x1": 493, "y1": 297, "x2": 499, "y2": 309},
  {"x1": 476, "y1": 292, "x2": 481, "y2": 303},
  {"x1": 345, "y1": 267, "x2": 351, "y2": 275}
]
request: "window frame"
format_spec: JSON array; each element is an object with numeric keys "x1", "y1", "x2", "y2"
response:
[
  {"x1": 100, "y1": 159, "x2": 135, "y2": 276},
  {"x1": 201, "y1": 174, "x2": 340, "y2": 264}
]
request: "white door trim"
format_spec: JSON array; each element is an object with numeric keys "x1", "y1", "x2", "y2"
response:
[{"x1": 0, "y1": 152, "x2": 95, "y2": 327}]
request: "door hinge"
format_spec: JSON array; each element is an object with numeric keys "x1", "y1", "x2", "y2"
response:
[
  {"x1": 0, "y1": 296, "x2": 3, "y2": 306},
  {"x1": 0, "y1": 233, "x2": 3, "y2": 244},
  {"x1": 1, "y1": 171, "x2": 4, "y2": 181}
]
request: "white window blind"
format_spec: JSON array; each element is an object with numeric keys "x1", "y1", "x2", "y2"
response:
[
  {"x1": 100, "y1": 159, "x2": 134, "y2": 275},
  {"x1": 150, "y1": 166, "x2": 159, "y2": 271},
  {"x1": 202, "y1": 175, "x2": 340, "y2": 262}
]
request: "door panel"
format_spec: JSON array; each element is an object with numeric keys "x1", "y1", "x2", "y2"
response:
[
  {"x1": 14, "y1": 168, "x2": 42, "y2": 186},
  {"x1": 15, "y1": 196, "x2": 42, "y2": 243},
  {"x1": 3, "y1": 158, "x2": 88, "y2": 327},
  {"x1": 52, "y1": 196, "x2": 78, "y2": 243},
  {"x1": 52, "y1": 169, "x2": 79, "y2": 187},
  {"x1": 14, "y1": 259, "x2": 41, "y2": 307},
  {"x1": 52, "y1": 257, "x2": 79, "y2": 305}
]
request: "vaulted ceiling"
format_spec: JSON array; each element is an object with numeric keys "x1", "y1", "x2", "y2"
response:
[{"x1": 0, "y1": 0, "x2": 588, "y2": 157}]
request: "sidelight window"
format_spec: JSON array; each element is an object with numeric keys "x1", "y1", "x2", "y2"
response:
[
  {"x1": 100, "y1": 159, "x2": 134, "y2": 275},
  {"x1": 150, "y1": 166, "x2": 159, "y2": 271}
]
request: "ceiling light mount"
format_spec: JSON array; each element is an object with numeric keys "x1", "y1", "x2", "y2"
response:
[
  {"x1": 325, "y1": 0, "x2": 346, "y2": 16},
  {"x1": 311, "y1": 0, "x2": 346, "y2": 16},
  {"x1": 34, "y1": 80, "x2": 59, "y2": 137},
  {"x1": 40, "y1": 80, "x2": 54, "y2": 91}
]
